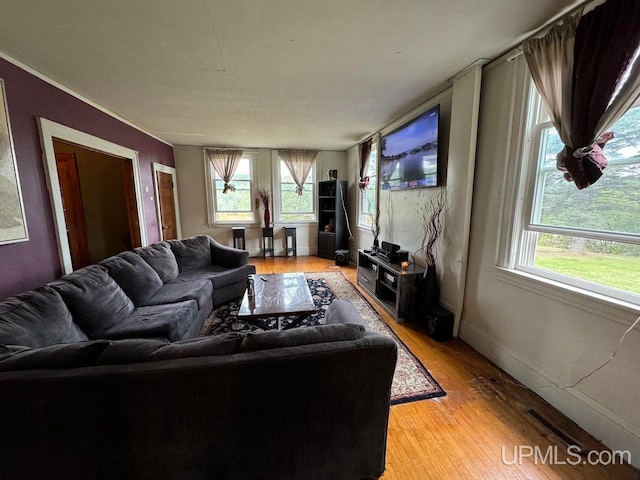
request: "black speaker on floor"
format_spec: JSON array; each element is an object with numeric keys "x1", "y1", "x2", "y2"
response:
[
  {"x1": 423, "y1": 306, "x2": 454, "y2": 342},
  {"x1": 335, "y1": 249, "x2": 349, "y2": 266}
]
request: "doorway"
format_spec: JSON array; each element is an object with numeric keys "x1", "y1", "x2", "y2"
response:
[
  {"x1": 54, "y1": 141, "x2": 141, "y2": 269},
  {"x1": 39, "y1": 118, "x2": 147, "y2": 274},
  {"x1": 152, "y1": 162, "x2": 181, "y2": 241}
]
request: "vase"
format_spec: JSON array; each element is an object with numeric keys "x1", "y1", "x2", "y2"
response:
[
  {"x1": 420, "y1": 264, "x2": 440, "y2": 313},
  {"x1": 263, "y1": 207, "x2": 270, "y2": 227}
]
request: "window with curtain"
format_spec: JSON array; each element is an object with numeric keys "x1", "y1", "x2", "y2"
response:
[
  {"x1": 358, "y1": 143, "x2": 378, "y2": 228},
  {"x1": 206, "y1": 152, "x2": 256, "y2": 223},
  {"x1": 515, "y1": 85, "x2": 640, "y2": 302},
  {"x1": 272, "y1": 155, "x2": 316, "y2": 222}
]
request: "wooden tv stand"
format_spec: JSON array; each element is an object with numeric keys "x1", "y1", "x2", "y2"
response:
[{"x1": 356, "y1": 249, "x2": 422, "y2": 323}]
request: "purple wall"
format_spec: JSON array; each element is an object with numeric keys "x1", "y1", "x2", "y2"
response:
[{"x1": 0, "y1": 57, "x2": 175, "y2": 299}]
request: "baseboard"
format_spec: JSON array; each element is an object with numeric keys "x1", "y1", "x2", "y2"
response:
[{"x1": 459, "y1": 320, "x2": 640, "y2": 467}]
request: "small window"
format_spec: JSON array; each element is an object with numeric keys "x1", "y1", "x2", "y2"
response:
[
  {"x1": 358, "y1": 143, "x2": 378, "y2": 228},
  {"x1": 514, "y1": 87, "x2": 640, "y2": 302},
  {"x1": 206, "y1": 152, "x2": 256, "y2": 224},
  {"x1": 273, "y1": 154, "x2": 316, "y2": 223}
]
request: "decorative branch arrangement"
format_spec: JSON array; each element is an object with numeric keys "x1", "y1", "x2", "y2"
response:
[
  {"x1": 256, "y1": 187, "x2": 270, "y2": 210},
  {"x1": 367, "y1": 198, "x2": 381, "y2": 248},
  {"x1": 256, "y1": 187, "x2": 271, "y2": 227},
  {"x1": 417, "y1": 188, "x2": 447, "y2": 269}
]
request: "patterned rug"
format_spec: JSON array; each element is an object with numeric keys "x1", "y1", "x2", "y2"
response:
[{"x1": 201, "y1": 271, "x2": 446, "y2": 404}]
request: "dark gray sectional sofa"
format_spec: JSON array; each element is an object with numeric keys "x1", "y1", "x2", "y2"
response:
[{"x1": 0, "y1": 235, "x2": 398, "y2": 480}]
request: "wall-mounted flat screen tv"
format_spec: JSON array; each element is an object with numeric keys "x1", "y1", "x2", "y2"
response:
[{"x1": 380, "y1": 104, "x2": 441, "y2": 190}]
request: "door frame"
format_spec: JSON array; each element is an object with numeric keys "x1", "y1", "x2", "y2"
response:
[
  {"x1": 38, "y1": 118, "x2": 148, "y2": 274},
  {"x1": 152, "y1": 162, "x2": 182, "y2": 240}
]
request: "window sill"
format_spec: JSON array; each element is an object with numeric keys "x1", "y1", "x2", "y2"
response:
[{"x1": 493, "y1": 266, "x2": 640, "y2": 326}]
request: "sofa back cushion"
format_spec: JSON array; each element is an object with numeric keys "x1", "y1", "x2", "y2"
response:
[
  {"x1": 0, "y1": 287, "x2": 89, "y2": 348},
  {"x1": 0, "y1": 340, "x2": 109, "y2": 371},
  {"x1": 49, "y1": 265, "x2": 135, "y2": 338},
  {"x1": 135, "y1": 242, "x2": 179, "y2": 281},
  {"x1": 97, "y1": 334, "x2": 243, "y2": 365},
  {"x1": 168, "y1": 235, "x2": 212, "y2": 271},
  {"x1": 100, "y1": 251, "x2": 163, "y2": 306},
  {"x1": 240, "y1": 323, "x2": 365, "y2": 353}
]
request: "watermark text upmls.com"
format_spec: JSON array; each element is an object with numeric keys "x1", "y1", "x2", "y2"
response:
[{"x1": 502, "y1": 445, "x2": 631, "y2": 466}]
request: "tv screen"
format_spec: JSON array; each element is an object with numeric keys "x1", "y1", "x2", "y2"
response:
[{"x1": 380, "y1": 104, "x2": 441, "y2": 190}]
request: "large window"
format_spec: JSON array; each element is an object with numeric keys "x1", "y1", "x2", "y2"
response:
[
  {"x1": 206, "y1": 152, "x2": 256, "y2": 224},
  {"x1": 273, "y1": 154, "x2": 316, "y2": 222},
  {"x1": 515, "y1": 88, "x2": 640, "y2": 302},
  {"x1": 358, "y1": 143, "x2": 378, "y2": 228}
]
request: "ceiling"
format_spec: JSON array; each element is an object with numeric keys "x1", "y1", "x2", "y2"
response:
[{"x1": 0, "y1": 0, "x2": 580, "y2": 150}]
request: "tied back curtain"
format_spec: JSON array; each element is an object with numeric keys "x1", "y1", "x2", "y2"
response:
[
  {"x1": 278, "y1": 150, "x2": 318, "y2": 195},
  {"x1": 206, "y1": 149, "x2": 243, "y2": 193},
  {"x1": 523, "y1": 0, "x2": 640, "y2": 190},
  {"x1": 358, "y1": 138, "x2": 372, "y2": 189}
]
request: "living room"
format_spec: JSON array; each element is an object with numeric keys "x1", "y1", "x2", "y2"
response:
[{"x1": 0, "y1": 0, "x2": 639, "y2": 478}]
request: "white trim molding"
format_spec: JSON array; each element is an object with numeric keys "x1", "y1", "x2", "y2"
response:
[
  {"x1": 38, "y1": 118, "x2": 147, "y2": 274},
  {"x1": 152, "y1": 163, "x2": 182, "y2": 241}
]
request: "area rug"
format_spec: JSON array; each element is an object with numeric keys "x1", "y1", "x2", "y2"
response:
[{"x1": 201, "y1": 271, "x2": 446, "y2": 404}]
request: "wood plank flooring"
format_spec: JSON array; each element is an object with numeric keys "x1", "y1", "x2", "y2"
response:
[{"x1": 250, "y1": 256, "x2": 639, "y2": 480}]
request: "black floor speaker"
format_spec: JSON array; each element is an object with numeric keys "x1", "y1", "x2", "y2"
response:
[
  {"x1": 335, "y1": 249, "x2": 349, "y2": 266},
  {"x1": 423, "y1": 306, "x2": 454, "y2": 342}
]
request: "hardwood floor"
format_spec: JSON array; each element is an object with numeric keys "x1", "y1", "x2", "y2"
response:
[{"x1": 250, "y1": 256, "x2": 639, "y2": 480}]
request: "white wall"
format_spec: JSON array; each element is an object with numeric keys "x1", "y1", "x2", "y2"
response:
[
  {"x1": 461, "y1": 54, "x2": 640, "y2": 465},
  {"x1": 348, "y1": 65, "x2": 483, "y2": 334},
  {"x1": 173, "y1": 146, "x2": 347, "y2": 256}
]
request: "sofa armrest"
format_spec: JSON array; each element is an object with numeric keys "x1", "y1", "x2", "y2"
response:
[{"x1": 209, "y1": 237, "x2": 249, "y2": 268}]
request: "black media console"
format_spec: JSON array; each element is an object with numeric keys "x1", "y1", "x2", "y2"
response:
[{"x1": 357, "y1": 249, "x2": 422, "y2": 323}]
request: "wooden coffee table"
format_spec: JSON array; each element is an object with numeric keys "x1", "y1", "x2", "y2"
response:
[{"x1": 237, "y1": 273, "x2": 316, "y2": 330}]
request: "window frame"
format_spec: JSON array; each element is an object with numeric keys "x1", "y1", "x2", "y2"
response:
[
  {"x1": 510, "y1": 83, "x2": 640, "y2": 306},
  {"x1": 271, "y1": 151, "x2": 317, "y2": 224},
  {"x1": 204, "y1": 149, "x2": 258, "y2": 226},
  {"x1": 357, "y1": 141, "x2": 378, "y2": 229}
]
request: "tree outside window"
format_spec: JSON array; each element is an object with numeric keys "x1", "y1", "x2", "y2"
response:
[
  {"x1": 359, "y1": 145, "x2": 377, "y2": 228},
  {"x1": 277, "y1": 159, "x2": 315, "y2": 222},
  {"x1": 211, "y1": 155, "x2": 255, "y2": 223},
  {"x1": 518, "y1": 91, "x2": 640, "y2": 299}
]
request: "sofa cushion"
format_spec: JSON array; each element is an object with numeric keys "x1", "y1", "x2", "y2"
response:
[
  {"x1": 135, "y1": 242, "x2": 179, "y2": 282},
  {"x1": 100, "y1": 252, "x2": 163, "y2": 306},
  {"x1": 240, "y1": 323, "x2": 365, "y2": 353},
  {"x1": 0, "y1": 340, "x2": 109, "y2": 372},
  {"x1": 49, "y1": 265, "x2": 135, "y2": 338},
  {"x1": 168, "y1": 235, "x2": 212, "y2": 271},
  {"x1": 170, "y1": 264, "x2": 253, "y2": 289},
  {"x1": 145, "y1": 279, "x2": 213, "y2": 309},
  {"x1": 97, "y1": 334, "x2": 243, "y2": 365},
  {"x1": 152, "y1": 334, "x2": 243, "y2": 359},
  {"x1": 0, "y1": 287, "x2": 89, "y2": 348},
  {"x1": 100, "y1": 300, "x2": 198, "y2": 342},
  {"x1": 96, "y1": 338, "x2": 170, "y2": 364}
]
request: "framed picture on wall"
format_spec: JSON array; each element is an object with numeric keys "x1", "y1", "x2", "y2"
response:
[{"x1": 0, "y1": 78, "x2": 28, "y2": 245}]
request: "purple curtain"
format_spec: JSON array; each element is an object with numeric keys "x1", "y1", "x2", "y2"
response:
[
  {"x1": 564, "y1": 0, "x2": 640, "y2": 188},
  {"x1": 358, "y1": 138, "x2": 372, "y2": 189}
]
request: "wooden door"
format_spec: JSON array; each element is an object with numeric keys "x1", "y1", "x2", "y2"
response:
[
  {"x1": 55, "y1": 153, "x2": 91, "y2": 269},
  {"x1": 121, "y1": 161, "x2": 142, "y2": 249},
  {"x1": 156, "y1": 171, "x2": 178, "y2": 240}
]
